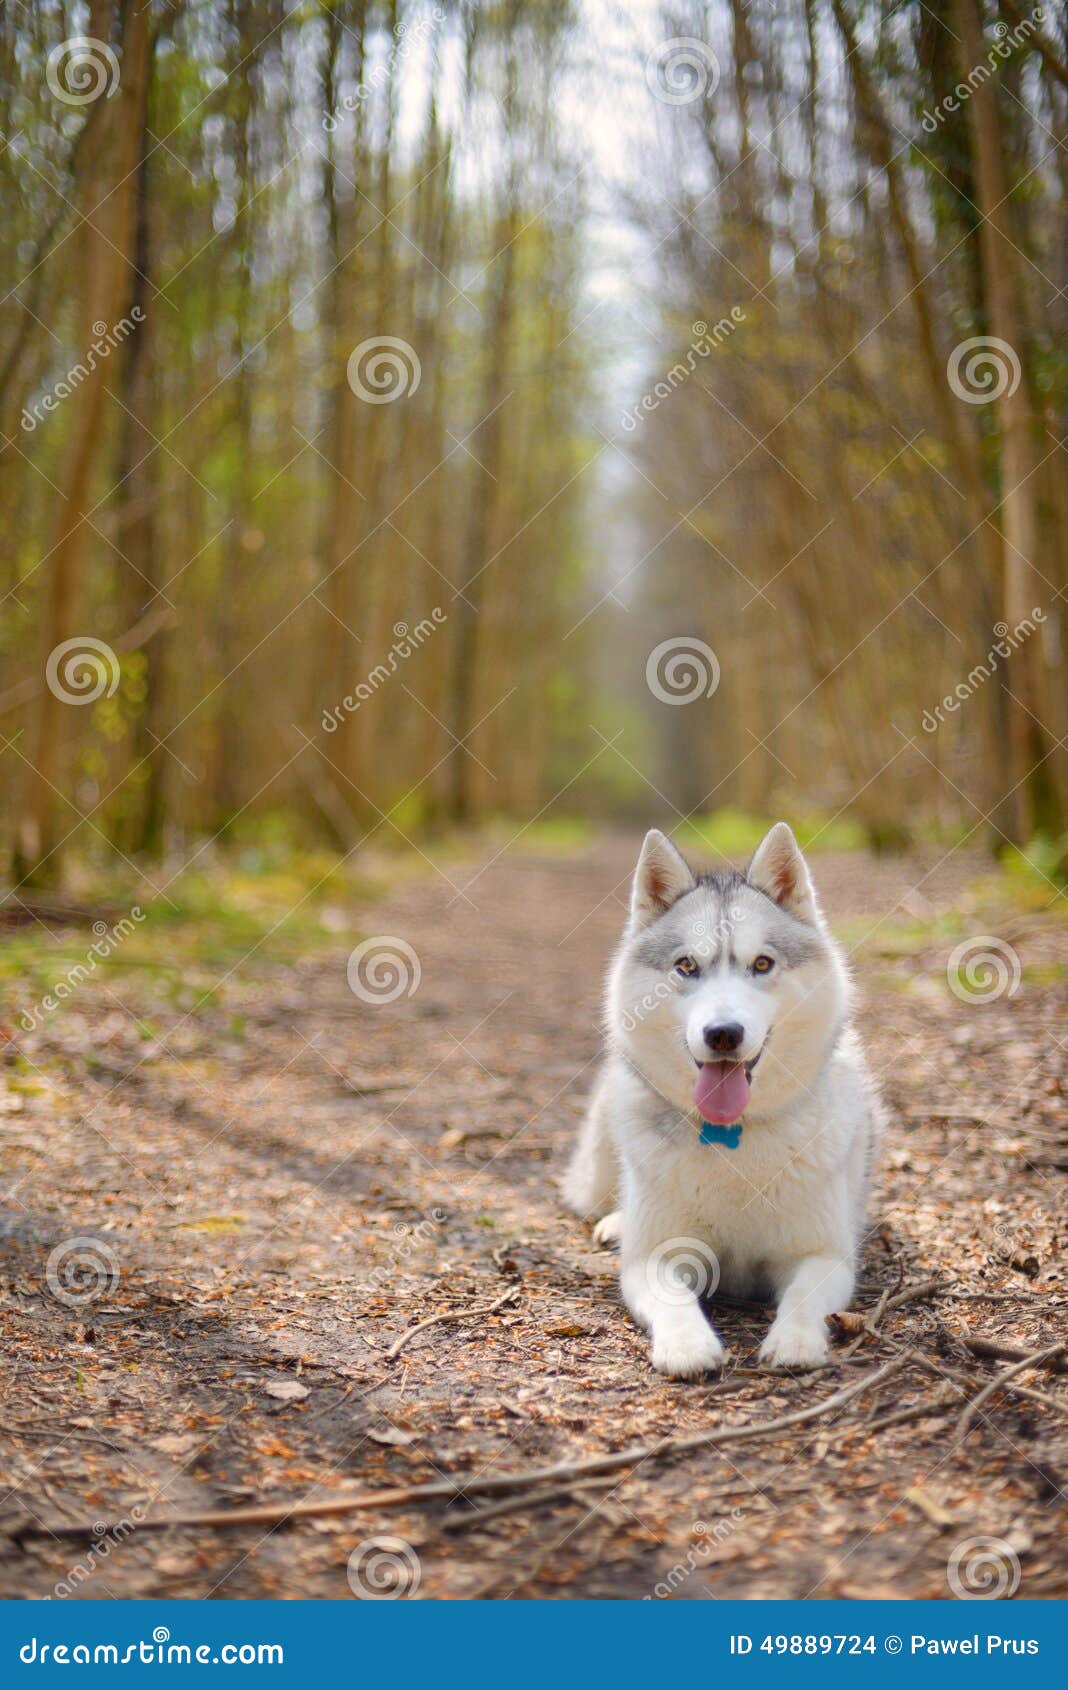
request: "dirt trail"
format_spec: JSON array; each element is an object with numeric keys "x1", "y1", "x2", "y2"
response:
[{"x1": 1, "y1": 836, "x2": 1065, "y2": 1599}]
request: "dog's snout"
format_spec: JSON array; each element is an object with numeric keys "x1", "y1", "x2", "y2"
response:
[{"x1": 704, "y1": 1021, "x2": 745, "y2": 1054}]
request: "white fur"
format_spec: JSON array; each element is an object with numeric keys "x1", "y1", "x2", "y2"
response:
[{"x1": 563, "y1": 825, "x2": 882, "y2": 1379}]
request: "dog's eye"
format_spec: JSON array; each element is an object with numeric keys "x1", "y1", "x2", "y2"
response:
[
  {"x1": 674, "y1": 955, "x2": 700, "y2": 978},
  {"x1": 753, "y1": 954, "x2": 775, "y2": 974}
]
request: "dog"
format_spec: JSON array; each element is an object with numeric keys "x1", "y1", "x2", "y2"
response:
[{"x1": 563, "y1": 822, "x2": 881, "y2": 1378}]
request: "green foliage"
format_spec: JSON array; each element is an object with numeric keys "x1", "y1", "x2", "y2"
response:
[
  {"x1": 0, "y1": 848, "x2": 383, "y2": 1029},
  {"x1": 1000, "y1": 834, "x2": 1068, "y2": 890},
  {"x1": 483, "y1": 815, "x2": 593, "y2": 852},
  {"x1": 682, "y1": 808, "x2": 867, "y2": 861}
]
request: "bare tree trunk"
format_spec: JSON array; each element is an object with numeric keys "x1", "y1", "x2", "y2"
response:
[
  {"x1": 113, "y1": 80, "x2": 166, "y2": 856},
  {"x1": 19, "y1": 0, "x2": 152, "y2": 882},
  {"x1": 832, "y1": 0, "x2": 1010, "y2": 831},
  {"x1": 953, "y1": 0, "x2": 1062, "y2": 840},
  {"x1": 444, "y1": 5, "x2": 520, "y2": 822}
]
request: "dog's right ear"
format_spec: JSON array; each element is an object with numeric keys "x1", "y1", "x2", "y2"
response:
[
  {"x1": 630, "y1": 829, "x2": 695, "y2": 929},
  {"x1": 747, "y1": 821, "x2": 819, "y2": 923}
]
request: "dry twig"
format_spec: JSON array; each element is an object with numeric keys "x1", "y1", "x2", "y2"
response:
[
  {"x1": 442, "y1": 1478, "x2": 616, "y2": 1533},
  {"x1": 955, "y1": 1329, "x2": 1067, "y2": 1371},
  {"x1": 385, "y1": 1284, "x2": 521, "y2": 1361},
  {"x1": 16, "y1": 1355, "x2": 909, "y2": 1543},
  {"x1": 955, "y1": 1343, "x2": 1066, "y2": 1442}
]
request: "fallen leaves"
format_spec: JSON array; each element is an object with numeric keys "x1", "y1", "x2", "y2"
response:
[
  {"x1": 1, "y1": 840, "x2": 1063, "y2": 1599},
  {"x1": 903, "y1": 1485, "x2": 959, "y2": 1528},
  {"x1": 263, "y1": 1380, "x2": 310, "y2": 1404}
]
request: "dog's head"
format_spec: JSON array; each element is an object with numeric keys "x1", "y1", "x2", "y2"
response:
[{"x1": 608, "y1": 823, "x2": 848, "y2": 1124}]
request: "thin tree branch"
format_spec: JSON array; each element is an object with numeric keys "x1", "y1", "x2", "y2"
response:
[
  {"x1": 955, "y1": 1342, "x2": 1066, "y2": 1440},
  {"x1": 0, "y1": 601, "x2": 173, "y2": 717},
  {"x1": 14, "y1": 1355, "x2": 909, "y2": 1543}
]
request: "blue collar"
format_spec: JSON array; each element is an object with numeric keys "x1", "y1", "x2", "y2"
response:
[{"x1": 699, "y1": 1120, "x2": 743, "y2": 1149}]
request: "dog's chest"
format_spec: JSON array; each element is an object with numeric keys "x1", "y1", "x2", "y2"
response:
[{"x1": 655, "y1": 1121, "x2": 843, "y2": 1263}]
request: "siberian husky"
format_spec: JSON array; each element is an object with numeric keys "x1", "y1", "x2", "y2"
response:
[{"x1": 563, "y1": 823, "x2": 881, "y2": 1378}]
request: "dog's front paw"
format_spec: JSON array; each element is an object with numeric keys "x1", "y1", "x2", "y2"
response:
[
  {"x1": 651, "y1": 1325, "x2": 726, "y2": 1380},
  {"x1": 593, "y1": 1210, "x2": 622, "y2": 1248},
  {"x1": 759, "y1": 1320, "x2": 828, "y2": 1370}
]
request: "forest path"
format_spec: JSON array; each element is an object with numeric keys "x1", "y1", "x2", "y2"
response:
[{"x1": 2, "y1": 834, "x2": 1065, "y2": 1599}]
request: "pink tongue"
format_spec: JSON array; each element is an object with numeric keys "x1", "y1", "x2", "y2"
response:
[{"x1": 694, "y1": 1060, "x2": 750, "y2": 1125}]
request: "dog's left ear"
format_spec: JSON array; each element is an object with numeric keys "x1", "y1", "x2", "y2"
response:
[
  {"x1": 630, "y1": 829, "x2": 695, "y2": 929},
  {"x1": 747, "y1": 822, "x2": 819, "y2": 923}
]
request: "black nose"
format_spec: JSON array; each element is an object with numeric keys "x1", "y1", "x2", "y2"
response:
[{"x1": 704, "y1": 1022, "x2": 744, "y2": 1054}]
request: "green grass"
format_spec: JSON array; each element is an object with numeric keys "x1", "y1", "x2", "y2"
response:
[
  {"x1": 1000, "y1": 834, "x2": 1068, "y2": 889},
  {"x1": 681, "y1": 807, "x2": 867, "y2": 864},
  {"x1": 834, "y1": 860, "x2": 1068, "y2": 972},
  {"x1": 4, "y1": 820, "x2": 1062, "y2": 1043},
  {"x1": 483, "y1": 814, "x2": 594, "y2": 853},
  {"x1": 0, "y1": 845, "x2": 384, "y2": 1029}
]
